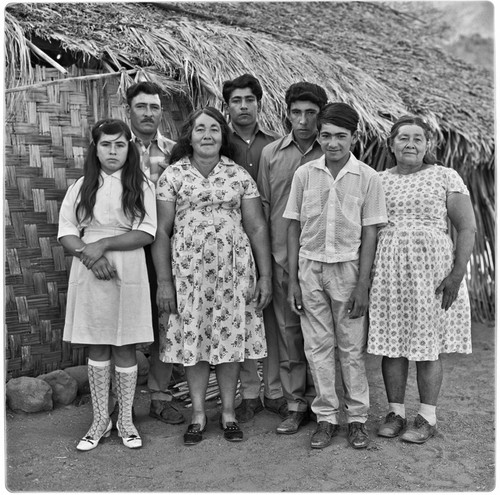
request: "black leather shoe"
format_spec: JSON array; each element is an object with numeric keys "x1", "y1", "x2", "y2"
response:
[
  {"x1": 310, "y1": 421, "x2": 339, "y2": 449},
  {"x1": 348, "y1": 421, "x2": 370, "y2": 449},
  {"x1": 264, "y1": 397, "x2": 288, "y2": 419},
  {"x1": 235, "y1": 398, "x2": 264, "y2": 423},
  {"x1": 276, "y1": 411, "x2": 309, "y2": 435},
  {"x1": 400, "y1": 414, "x2": 436, "y2": 444},
  {"x1": 183, "y1": 416, "x2": 207, "y2": 445},
  {"x1": 220, "y1": 420, "x2": 244, "y2": 442},
  {"x1": 378, "y1": 412, "x2": 407, "y2": 438}
]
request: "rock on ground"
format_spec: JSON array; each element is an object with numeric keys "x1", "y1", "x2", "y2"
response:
[
  {"x1": 63, "y1": 365, "x2": 90, "y2": 395},
  {"x1": 6, "y1": 377, "x2": 53, "y2": 413},
  {"x1": 38, "y1": 370, "x2": 78, "y2": 405}
]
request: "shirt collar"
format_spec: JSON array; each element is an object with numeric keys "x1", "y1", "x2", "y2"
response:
[
  {"x1": 280, "y1": 131, "x2": 321, "y2": 152},
  {"x1": 100, "y1": 168, "x2": 123, "y2": 180},
  {"x1": 178, "y1": 154, "x2": 236, "y2": 168},
  {"x1": 229, "y1": 122, "x2": 271, "y2": 140},
  {"x1": 311, "y1": 152, "x2": 361, "y2": 175},
  {"x1": 132, "y1": 130, "x2": 157, "y2": 147},
  {"x1": 131, "y1": 129, "x2": 174, "y2": 155}
]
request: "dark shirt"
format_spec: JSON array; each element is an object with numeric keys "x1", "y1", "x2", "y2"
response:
[{"x1": 229, "y1": 123, "x2": 280, "y2": 182}]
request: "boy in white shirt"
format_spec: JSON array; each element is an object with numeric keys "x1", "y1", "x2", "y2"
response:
[{"x1": 284, "y1": 102, "x2": 387, "y2": 449}]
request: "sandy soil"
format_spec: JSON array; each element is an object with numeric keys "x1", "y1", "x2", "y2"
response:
[{"x1": 4, "y1": 320, "x2": 495, "y2": 492}]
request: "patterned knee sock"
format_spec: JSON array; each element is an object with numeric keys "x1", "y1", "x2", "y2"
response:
[
  {"x1": 85, "y1": 359, "x2": 111, "y2": 439},
  {"x1": 115, "y1": 364, "x2": 139, "y2": 438}
]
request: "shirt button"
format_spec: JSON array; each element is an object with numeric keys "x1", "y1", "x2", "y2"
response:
[
  {"x1": 207, "y1": 220, "x2": 214, "y2": 225},
  {"x1": 206, "y1": 206, "x2": 212, "y2": 212}
]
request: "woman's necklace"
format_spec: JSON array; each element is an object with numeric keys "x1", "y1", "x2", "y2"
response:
[{"x1": 191, "y1": 156, "x2": 219, "y2": 178}]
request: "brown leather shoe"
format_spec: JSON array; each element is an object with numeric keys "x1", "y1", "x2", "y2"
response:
[
  {"x1": 276, "y1": 411, "x2": 309, "y2": 435},
  {"x1": 378, "y1": 412, "x2": 407, "y2": 438},
  {"x1": 348, "y1": 421, "x2": 370, "y2": 449},
  {"x1": 150, "y1": 399, "x2": 185, "y2": 425},
  {"x1": 235, "y1": 398, "x2": 264, "y2": 423},
  {"x1": 264, "y1": 396, "x2": 288, "y2": 419},
  {"x1": 311, "y1": 421, "x2": 339, "y2": 449},
  {"x1": 400, "y1": 414, "x2": 436, "y2": 444}
]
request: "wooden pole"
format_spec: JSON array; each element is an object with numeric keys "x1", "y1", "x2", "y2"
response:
[{"x1": 5, "y1": 67, "x2": 143, "y2": 93}]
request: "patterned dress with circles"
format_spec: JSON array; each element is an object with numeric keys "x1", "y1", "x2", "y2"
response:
[
  {"x1": 367, "y1": 165, "x2": 472, "y2": 361},
  {"x1": 156, "y1": 156, "x2": 267, "y2": 366}
]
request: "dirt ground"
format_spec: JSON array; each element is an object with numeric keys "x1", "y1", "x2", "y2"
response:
[{"x1": 4, "y1": 320, "x2": 495, "y2": 492}]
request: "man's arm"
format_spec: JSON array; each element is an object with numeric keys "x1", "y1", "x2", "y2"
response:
[{"x1": 347, "y1": 224, "x2": 378, "y2": 319}]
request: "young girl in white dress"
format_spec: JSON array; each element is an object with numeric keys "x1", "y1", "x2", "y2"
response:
[{"x1": 58, "y1": 119, "x2": 157, "y2": 451}]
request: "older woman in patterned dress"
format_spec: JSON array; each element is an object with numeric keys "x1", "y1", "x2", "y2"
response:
[
  {"x1": 152, "y1": 107, "x2": 272, "y2": 445},
  {"x1": 368, "y1": 116, "x2": 476, "y2": 444}
]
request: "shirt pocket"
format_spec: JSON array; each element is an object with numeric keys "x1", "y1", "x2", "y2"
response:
[
  {"x1": 302, "y1": 189, "x2": 322, "y2": 219},
  {"x1": 343, "y1": 194, "x2": 363, "y2": 224}
]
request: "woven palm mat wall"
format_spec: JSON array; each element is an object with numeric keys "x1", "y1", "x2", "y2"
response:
[{"x1": 5, "y1": 65, "x2": 190, "y2": 379}]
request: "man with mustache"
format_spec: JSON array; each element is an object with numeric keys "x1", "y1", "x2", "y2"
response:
[
  {"x1": 121, "y1": 81, "x2": 184, "y2": 426},
  {"x1": 221, "y1": 74, "x2": 285, "y2": 423}
]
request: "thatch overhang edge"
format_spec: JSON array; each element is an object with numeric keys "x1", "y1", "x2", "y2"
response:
[{"x1": 4, "y1": 2, "x2": 494, "y2": 166}]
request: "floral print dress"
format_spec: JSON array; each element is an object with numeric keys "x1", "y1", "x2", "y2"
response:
[
  {"x1": 368, "y1": 165, "x2": 472, "y2": 361},
  {"x1": 156, "y1": 156, "x2": 267, "y2": 366}
]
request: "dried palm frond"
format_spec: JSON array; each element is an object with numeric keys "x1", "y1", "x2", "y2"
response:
[{"x1": 4, "y1": 12, "x2": 33, "y2": 115}]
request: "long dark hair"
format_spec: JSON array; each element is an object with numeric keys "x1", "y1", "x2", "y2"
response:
[
  {"x1": 76, "y1": 119, "x2": 147, "y2": 224},
  {"x1": 169, "y1": 107, "x2": 235, "y2": 164},
  {"x1": 387, "y1": 115, "x2": 437, "y2": 165}
]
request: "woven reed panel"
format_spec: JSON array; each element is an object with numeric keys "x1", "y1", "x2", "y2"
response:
[{"x1": 5, "y1": 65, "x2": 191, "y2": 379}]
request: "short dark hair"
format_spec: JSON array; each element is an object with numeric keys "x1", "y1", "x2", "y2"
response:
[
  {"x1": 388, "y1": 115, "x2": 437, "y2": 165},
  {"x1": 169, "y1": 107, "x2": 236, "y2": 164},
  {"x1": 126, "y1": 82, "x2": 162, "y2": 106},
  {"x1": 222, "y1": 74, "x2": 263, "y2": 103},
  {"x1": 318, "y1": 102, "x2": 359, "y2": 134},
  {"x1": 285, "y1": 82, "x2": 328, "y2": 111}
]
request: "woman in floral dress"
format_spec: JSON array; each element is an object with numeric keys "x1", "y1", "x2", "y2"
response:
[
  {"x1": 368, "y1": 116, "x2": 476, "y2": 444},
  {"x1": 152, "y1": 107, "x2": 272, "y2": 444}
]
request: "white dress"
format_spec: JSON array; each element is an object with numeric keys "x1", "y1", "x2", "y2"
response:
[{"x1": 58, "y1": 169, "x2": 157, "y2": 346}]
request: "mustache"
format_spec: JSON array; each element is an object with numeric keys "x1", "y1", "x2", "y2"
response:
[{"x1": 141, "y1": 118, "x2": 154, "y2": 123}]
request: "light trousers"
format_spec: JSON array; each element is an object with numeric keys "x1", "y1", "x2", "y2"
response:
[
  {"x1": 273, "y1": 261, "x2": 315, "y2": 413},
  {"x1": 299, "y1": 258, "x2": 369, "y2": 424},
  {"x1": 238, "y1": 303, "x2": 283, "y2": 400}
]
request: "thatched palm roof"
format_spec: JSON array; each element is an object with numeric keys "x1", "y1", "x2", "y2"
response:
[
  {"x1": 5, "y1": 2, "x2": 408, "y2": 142},
  {"x1": 6, "y1": 2, "x2": 493, "y2": 167},
  {"x1": 4, "y1": 0, "x2": 495, "y2": 344},
  {"x1": 166, "y1": 1, "x2": 495, "y2": 169}
]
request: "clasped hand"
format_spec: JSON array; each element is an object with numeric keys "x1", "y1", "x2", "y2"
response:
[
  {"x1": 75, "y1": 241, "x2": 115, "y2": 281},
  {"x1": 76, "y1": 240, "x2": 106, "y2": 269}
]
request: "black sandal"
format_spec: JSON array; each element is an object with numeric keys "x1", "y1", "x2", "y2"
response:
[
  {"x1": 183, "y1": 416, "x2": 207, "y2": 445},
  {"x1": 220, "y1": 420, "x2": 243, "y2": 442}
]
